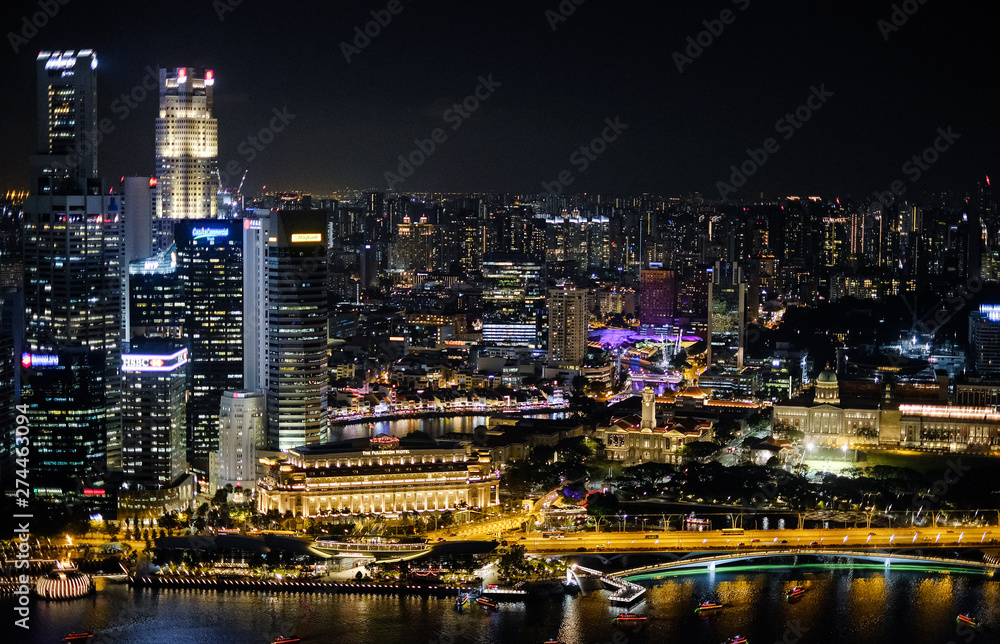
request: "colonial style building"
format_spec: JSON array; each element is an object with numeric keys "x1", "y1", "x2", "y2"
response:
[
  {"x1": 257, "y1": 435, "x2": 498, "y2": 517},
  {"x1": 772, "y1": 367, "x2": 1000, "y2": 453},
  {"x1": 595, "y1": 387, "x2": 714, "y2": 465}
]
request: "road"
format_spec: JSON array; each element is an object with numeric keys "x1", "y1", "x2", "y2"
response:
[{"x1": 499, "y1": 526, "x2": 998, "y2": 554}]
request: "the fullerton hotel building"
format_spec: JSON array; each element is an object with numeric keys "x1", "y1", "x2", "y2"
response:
[{"x1": 257, "y1": 435, "x2": 499, "y2": 517}]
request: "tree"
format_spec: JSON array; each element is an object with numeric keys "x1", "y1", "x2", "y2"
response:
[
  {"x1": 856, "y1": 426, "x2": 879, "y2": 442},
  {"x1": 586, "y1": 492, "x2": 619, "y2": 532},
  {"x1": 104, "y1": 521, "x2": 120, "y2": 542},
  {"x1": 772, "y1": 420, "x2": 805, "y2": 442},
  {"x1": 679, "y1": 441, "x2": 723, "y2": 461}
]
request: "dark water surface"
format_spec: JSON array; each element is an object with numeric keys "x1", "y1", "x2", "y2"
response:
[{"x1": 8, "y1": 564, "x2": 1000, "y2": 644}]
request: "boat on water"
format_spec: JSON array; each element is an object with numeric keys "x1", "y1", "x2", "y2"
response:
[
  {"x1": 696, "y1": 601, "x2": 724, "y2": 612},
  {"x1": 542, "y1": 640, "x2": 562, "y2": 644},
  {"x1": 476, "y1": 596, "x2": 497, "y2": 608},
  {"x1": 273, "y1": 637, "x2": 301, "y2": 644},
  {"x1": 724, "y1": 637, "x2": 748, "y2": 644},
  {"x1": 786, "y1": 586, "x2": 806, "y2": 598},
  {"x1": 613, "y1": 613, "x2": 648, "y2": 623},
  {"x1": 957, "y1": 614, "x2": 978, "y2": 627},
  {"x1": 64, "y1": 634, "x2": 94, "y2": 641}
]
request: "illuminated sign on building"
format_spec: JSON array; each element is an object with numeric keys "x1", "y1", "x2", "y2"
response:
[
  {"x1": 192, "y1": 226, "x2": 230, "y2": 240},
  {"x1": 290, "y1": 233, "x2": 322, "y2": 243},
  {"x1": 243, "y1": 219, "x2": 262, "y2": 230},
  {"x1": 122, "y1": 348, "x2": 189, "y2": 372},
  {"x1": 981, "y1": 305, "x2": 1000, "y2": 322},
  {"x1": 22, "y1": 353, "x2": 59, "y2": 368}
]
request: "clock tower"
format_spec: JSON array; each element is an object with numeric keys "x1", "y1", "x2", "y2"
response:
[{"x1": 641, "y1": 386, "x2": 655, "y2": 430}]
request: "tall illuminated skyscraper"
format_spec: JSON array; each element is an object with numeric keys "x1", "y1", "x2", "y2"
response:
[
  {"x1": 174, "y1": 219, "x2": 243, "y2": 471},
  {"x1": 30, "y1": 50, "x2": 98, "y2": 187},
  {"x1": 547, "y1": 286, "x2": 587, "y2": 368},
  {"x1": 155, "y1": 67, "x2": 218, "y2": 232},
  {"x1": 266, "y1": 211, "x2": 328, "y2": 451}
]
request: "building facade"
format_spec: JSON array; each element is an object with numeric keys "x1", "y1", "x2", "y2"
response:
[
  {"x1": 257, "y1": 436, "x2": 498, "y2": 516},
  {"x1": 216, "y1": 390, "x2": 264, "y2": 488},
  {"x1": 155, "y1": 67, "x2": 218, "y2": 224},
  {"x1": 266, "y1": 211, "x2": 329, "y2": 450},
  {"x1": 547, "y1": 286, "x2": 587, "y2": 367}
]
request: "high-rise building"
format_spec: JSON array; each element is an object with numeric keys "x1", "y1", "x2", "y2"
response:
[
  {"x1": 216, "y1": 390, "x2": 264, "y2": 488},
  {"x1": 155, "y1": 67, "x2": 218, "y2": 229},
  {"x1": 267, "y1": 211, "x2": 329, "y2": 450},
  {"x1": 121, "y1": 342, "x2": 187, "y2": 490},
  {"x1": 970, "y1": 305, "x2": 1000, "y2": 375},
  {"x1": 22, "y1": 188, "x2": 124, "y2": 475},
  {"x1": 175, "y1": 219, "x2": 244, "y2": 469},
  {"x1": 30, "y1": 50, "x2": 98, "y2": 187},
  {"x1": 547, "y1": 286, "x2": 587, "y2": 367},
  {"x1": 482, "y1": 253, "x2": 545, "y2": 353},
  {"x1": 122, "y1": 176, "x2": 157, "y2": 346},
  {"x1": 243, "y1": 215, "x2": 270, "y2": 392},
  {"x1": 706, "y1": 260, "x2": 746, "y2": 368},
  {"x1": 639, "y1": 268, "x2": 676, "y2": 329},
  {"x1": 128, "y1": 243, "x2": 184, "y2": 340}
]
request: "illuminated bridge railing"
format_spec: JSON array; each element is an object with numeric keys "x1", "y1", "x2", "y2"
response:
[
  {"x1": 610, "y1": 549, "x2": 1000, "y2": 579},
  {"x1": 312, "y1": 541, "x2": 430, "y2": 552},
  {"x1": 574, "y1": 565, "x2": 646, "y2": 604}
]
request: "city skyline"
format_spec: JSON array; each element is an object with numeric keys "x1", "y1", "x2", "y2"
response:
[{"x1": 0, "y1": 0, "x2": 997, "y2": 199}]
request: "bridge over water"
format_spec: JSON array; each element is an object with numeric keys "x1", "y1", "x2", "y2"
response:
[{"x1": 607, "y1": 548, "x2": 1000, "y2": 579}]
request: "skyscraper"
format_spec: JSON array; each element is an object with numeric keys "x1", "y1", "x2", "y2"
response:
[
  {"x1": 242, "y1": 215, "x2": 270, "y2": 392},
  {"x1": 22, "y1": 189, "x2": 124, "y2": 477},
  {"x1": 267, "y1": 211, "x2": 328, "y2": 450},
  {"x1": 155, "y1": 67, "x2": 218, "y2": 231},
  {"x1": 216, "y1": 390, "x2": 265, "y2": 488},
  {"x1": 120, "y1": 342, "x2": 188, "y2": 490},
  {"x1": 482, "y1": 253, "x2": 545, "y2": 353},
  {"x1": 22, "y1": 47, "x2": 124, "y2": 482},
  {"x1": 970, "y1": 305, "x2": 1000, "y2": 375},
  {"x1": 547, "y1": 286, "x2": 588, "y2": 368},
  {"x1": 30, "y1": 50, "x2": 98, "y2": 187},
  {"x1": 174, "y1": 219, "x2": 243, "y2": 471},
  {"x1": 640, "y1": 268, "x2": 677, "y2": 330}
]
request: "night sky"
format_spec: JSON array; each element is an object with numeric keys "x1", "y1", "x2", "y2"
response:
[{"x1": 0, "y1": 0, "x2": 996, "y2": 200}]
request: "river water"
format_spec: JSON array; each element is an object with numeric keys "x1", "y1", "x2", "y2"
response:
[{"x1": 8, "y1": 564, "x2": 999, "y2": 644}]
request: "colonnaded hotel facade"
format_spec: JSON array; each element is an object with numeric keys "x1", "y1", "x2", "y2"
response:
[{"x1": 257, "y1": 435, "x2": 499, "y2": 517}]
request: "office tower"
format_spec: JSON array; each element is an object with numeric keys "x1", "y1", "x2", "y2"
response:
[
  {"x1": 21, "y1": 348, "x2": 108, "y2": 483},
  {"x1": 970, "y1": 305, "x2": 1000, "y2": 375},
  {"x1": 175, "y1": 219, "x2": 243, "y2": 471},
  {"x1": 121, "y1": 176, "x2": 157, "y2": 346},
  {"x1": 155, "y1": 67, "x2": 218, "y2": 232},
  {"x1": 267, "y1": 211, "x2": 329, "y2": 450},
  {"x1": 706, "y1": 260, "x2": 747, "y2": 368},
  {"x1": 216, "y1": 390, "x2": 264, "y2": 488},
  {"x1": 121, "y1": 342, "x2": 187, "y2": 489},
  {"x1": 390, "y1": 215, "x2": 438, "y2": 277},
  {"x1": 129, "y1": 243, "x2": 184, "y2": 339},
  {"x1": 639, "y1": 268, "x2": 676, "y2": 330},
  {"x1": 547, "y1": 286, "x2": 587, "y2": 367},
  {"x1": 22, "y1": 188, "x2": 124, "y2": 476},
  {"x1": 243, "y1": 215, "x2": 269, "y2": 391},
  {"x1": 482, "y1": 253, "x2": 545, "y2": 353},
  {"x1": 30, "y1": 50, "x2": 98, "y2": 187}
]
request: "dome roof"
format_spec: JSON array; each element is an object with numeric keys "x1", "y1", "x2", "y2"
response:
[{"x1": 816, "y1": 368, "x2": 838, "y2": 384}]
